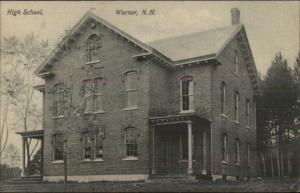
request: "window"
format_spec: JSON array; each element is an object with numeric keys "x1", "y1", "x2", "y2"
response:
[
  {"x1": 180, "y1": 76, "x2": 194, "y2": 111},
  {"x1": 234, "y1": 50, "x2": 239, "y2": 74},
  {"x1": 82, "y1": 130, "x2": 104, "y2": 160},
  {"x1": 53, "y1": 83, "x2": 65, "y2": 117},
  {"x1": 125, "y1": 71, "x2": 138, "y2": 108},
  {"x1": 124, "y1": 127, "x2": 138, "y2": 158},
  {"x1": 87, "y1": 34, "x2": 101, "y2": 62},
  {"x1": 83, "y1": 79, "x2": 94, "y2": 113},
  {"x1": 235, "y1": 138, "x2": 241, "y2": 164},
  {"x1": 246, "y1": 143, "x2": 250, "y2": 166},
  {"x1": 202, "y1": 131, "x2": 207, "y2": 170},
  {"x1": 53, "y1": 133, "x2": 64, "y2": 161},
  {"x1": 94, "y1": 78, "x2": 103, "y2": 112},
  {"x1": 95, "y1": 131, "x2": 104, "y2": 159},
  {"x1": 83, "y1": 132, "x2": 93, "y2": 159},
  {"x1": 221, "y1": 82, "x2": 226, "y2": 114},
  {"x1": 221, "y1": 134, "x2": 228, "y2": 162},
  {"x1": 246, "y1": 99, "x2": 250, "y2": 126},
  {"x1": 234, "y1": 91, "x2": 239, "y2": 122}
]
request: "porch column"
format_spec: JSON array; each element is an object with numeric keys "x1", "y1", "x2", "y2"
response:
[
  {"x1": 187, "y1": 121, "x2": 193, "y2": 175},
  {"x1": 21, "y1": 137, "x2": 25, "y2": 177},
  {"x1": 152, "y1": 126, "x2": 155, "y2": 175}
]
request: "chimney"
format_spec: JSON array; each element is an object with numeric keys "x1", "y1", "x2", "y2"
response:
[{"x1": 231, "y1": 8, "x2": 240, "y2": 25}]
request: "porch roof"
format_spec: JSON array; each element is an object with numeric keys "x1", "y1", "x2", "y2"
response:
[
  {"x1": 149, "y1": 114, "x2": 210, "y2": 125},
  {"x1": 16, "y1": 130, "x2": 44, "y2": 139}
]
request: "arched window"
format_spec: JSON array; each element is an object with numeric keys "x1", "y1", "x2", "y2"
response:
[
  {"x1": 124, "y1": 127, "x2": 138, "y2": 158},
  {"x1": 53, "y1": 83, "x2": 65, "y2": 117},
  {"x1": 246, "y1": 99, "x2": 250, "y2": 127},
  {"x1": 180, "y1": 76, "x2": 194, "y2": 111},
  {"x1": 125, "y1": 71, "x2": 138, "y2": 108},
  {"x1": 86, "y1": 34, "x2": 101, "y2": 62},
  {"x1": 221, "y1": 82, "x2": 226, "y2": 114},
  {"x1": 221, "y1": 133, "x2": 228, "y2": 162},
  {"x1": 234, "y1": 50, "x2": 239, "y2": 74},
  {"x1": 235, "y1": 138, "x2": 240, "y2": 164},
  {"x1": 234, "y1": 91, "x2": 239, "y2": 122}
]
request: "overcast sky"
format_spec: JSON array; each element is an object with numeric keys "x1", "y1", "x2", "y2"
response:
[
  {"x1": 1, "y1": 1, "x2": 299, "y2": 75},
  {"x1": 0, "y1": 1, "x2": 299, "y2": 162}
]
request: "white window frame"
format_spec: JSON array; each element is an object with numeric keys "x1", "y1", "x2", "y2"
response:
[
  {"x1": 86, "y1": 34, "x2": 101, "y2": 62},
  {"x1": 235, "y1": 138, "x2": 241, "y2": 164},
  {"x1": 222, "y1": 134, "x2": 228, "y2": 162},
  {"x1": 124, "y1": 71, "x2": 138, "y2": 109},
  {"x1": 180, "y1": 76, "x2": 194, "y2": 112},
  {"x1": 124, "y1": 127, "x2": 138, "y2": 159},
  {"x1": 246, "y1": 99, "x2": 250, "y2": 127},
  {"x1": 221, "y1": 82, "x2": 226, "y2": 114},
  {"x1": 246, "y1": 143, "x2": 250, "y2": 167},
  {"x1": 94, "y1": 77, "x2": 103, "y2": 113},
  {"x1": 234, "y1": 50, "x2": 239, "y2": 74},
  {"x1": 52, "y1": 133, "x2": 64, "y2": 161},
  {"x1": 82, "y1": 132, "x2": 93, "y2": 160},
  {"x1": 234, "y1": 91, "x2": 239, "y2": 122},
  {"x1": 53, "y1": 83, "x2": 65, "y2": 118},
  {"x1": 94, "y1": 131, "x2": 104, "y2": 160},
  {"x1": 83, "y1": 79, "x2": 94, "y2": 113}
]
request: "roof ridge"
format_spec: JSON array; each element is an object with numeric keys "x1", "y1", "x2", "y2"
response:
[{"x1": 147, "y1": 24, "x2": 241, "y2": 44}]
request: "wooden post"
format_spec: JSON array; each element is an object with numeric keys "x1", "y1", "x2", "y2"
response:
[
  {"x1": 202, "y1": 131, "x2": 207, "y2": 174},
  {"x1": 187, "y1": 121, "x2": 193, "y2": 175},
  {"x1": 41, "y1": 138, "x2": 44, "y2": 176},
  {"x1": 152, "y1": 126, "x2": 155, "y2": 175},
  {"x1": 22, "y1": 138, "x2": 25, "y2": 177},
  {"x1": 64, "y1": 137, "x2": 67, "y2": 184}
]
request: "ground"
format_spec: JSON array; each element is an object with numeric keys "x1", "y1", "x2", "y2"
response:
[{"x1": 0, "y1": 178, "x2": 299, "y2": 192}]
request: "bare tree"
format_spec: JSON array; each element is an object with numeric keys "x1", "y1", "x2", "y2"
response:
[{"x1": 0, "y1": 34, "x2": 50, "y2": 171}]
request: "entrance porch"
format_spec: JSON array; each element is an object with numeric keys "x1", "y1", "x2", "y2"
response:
[
  {"x1": 149, "y1": 114, "x2": 211, "y2": 177},
  {"x1": 16, "y1": 130, "x2": 44, "y2": 177}
]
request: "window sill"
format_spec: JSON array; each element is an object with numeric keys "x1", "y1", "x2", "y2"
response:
[
  {"x1": 122, "y1": 107, "x2": 138, "y2": 111},
  {"x1": 53, "y1": 115, "x2": 65, "y2": 119},
  {"x1": 220, "y1": 114, "x2": 228, "y2": 119},
  {"x1": 245, "y1": 125, "x2": 250, "y2": 129},
  {"x1": 179, "y1": 110, "x2": 195, "y2": 114},
  {"x1": 83, "y1": 111, "x2": 105, "y2": 115},
  {"x1": 81, "y1": 159, "x2": 104, "y2": 163},
  {"x1": 52, "y1": 160, "x2": 64, "y2": 164},
  {"x1": 178, "y1": 159, "x2": 196, "y2": 162},
  {"x1": 234, "y1": 120, "x2": 240, "y2": 125},
  {"x1": 85, "y1": 60, "x2": 101, "y2": 65},
  {"x1": 233, "y1": 71, "x2": 240, "y2": 78},
  {"x1": 221, "y1": 160, "x2": 229, "y2": 165},
  {"x1": 235, "y1": 162, "x2": 241, "y2": 167},
  {"x1": 122, "y1": 157, "x2": 138, "y2": 161}
]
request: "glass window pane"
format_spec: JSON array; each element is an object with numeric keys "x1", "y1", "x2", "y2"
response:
[
  {"x1": 95, "y1": 95, "x2": 102, "y2": 111},
  {"x1": 94, "y1": 78, "x2": 102, "y2": 94},
  {"x1": 125, "y1": 72, "x2": 137, "y2": 91},
  {"x1": 54, "y1": 134, "x2": 64, "y2": 160},
  {"x1": 126, "y1": 90, "x2": 137, "y2": 107},
  {"x1": 125, "y1": 128, "x2": 138, "y2": 157}
]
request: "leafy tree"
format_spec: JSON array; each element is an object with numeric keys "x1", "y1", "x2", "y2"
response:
[{"x1": 258, "y1": 52, "x2": 299, "y2": 177}]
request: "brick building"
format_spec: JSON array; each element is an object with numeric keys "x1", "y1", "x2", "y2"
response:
[{"x1": 18, "y1": 8, "x2": 260, "y2": 182}]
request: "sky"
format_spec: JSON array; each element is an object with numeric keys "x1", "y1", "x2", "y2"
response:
[{"x1": 0, "y1": 1, "x2": 299, "y2": 165}]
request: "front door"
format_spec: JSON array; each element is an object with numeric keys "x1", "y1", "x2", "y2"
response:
[{"x1": 157, "y1": 135, "x2": 181, "y2": 175}]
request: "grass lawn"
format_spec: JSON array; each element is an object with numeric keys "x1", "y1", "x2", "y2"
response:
[{"x1": 1, "y1": 178, "x2": 299, "y2": 192}]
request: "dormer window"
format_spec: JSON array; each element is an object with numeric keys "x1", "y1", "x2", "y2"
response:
[
  {"x1": 234, "y1": 50, "x2": 239, "y2": 74},
  {"x1": 180, "y1": 76, "x2": 194, "y2": 112},
  {"x1": 86, "y1": 34, "x2": 101, "y2": 62}
]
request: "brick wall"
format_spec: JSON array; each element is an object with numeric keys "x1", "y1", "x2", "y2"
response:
[
  {"x1": 211, "y1": 30, "x2": 257, "y2": 178},
  {"x1": 43, "y1": 21, "x2": 151, "y2": 177}
]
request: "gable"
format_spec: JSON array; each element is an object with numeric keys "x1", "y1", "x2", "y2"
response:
[
  {"x1": 35, "y1": 11, "x2": 158, "y2": 76},
  {"x1": 216, "y1": 26, "x2": 261, "y2": 96}
]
